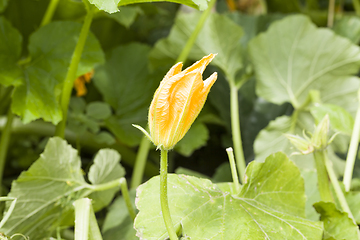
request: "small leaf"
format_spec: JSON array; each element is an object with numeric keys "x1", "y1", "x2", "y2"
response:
[
  {"x1": 107, "y1": 6, "x2": 143, "y2": 28},
  {"x1": 135, "y1": 152, "x2": 323, "y2": 239},
  {"x1": 314, "y1": 201, "x2": 359, "y2": 240},
  {"x1": 88, "y1": 149, "x2": 125, "y2": 211},
  {"x1": 86, "y1": 101, "x2": 112, "y2": 120}
]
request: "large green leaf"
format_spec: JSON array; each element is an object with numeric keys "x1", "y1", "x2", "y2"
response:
[
  {"x1": 135, "y1": 152, "x2": 323, "y2": 239},
  {"x1": 314, "y1": 201, "x2": 359, "y2": 240},
  {"x1": 88, "y1": 149, "x2": 125, "y2": 211},
  {"x1": 89, "y1": 0, "x2": 210, "y2": 13},
  {"x1": 150, "y1": 12, "x2": 243, "y2": 81},
  {"x1": 94, "y1": 43, "x2": 157, "y2": 146},
  {"x1": 249, "y1": 15, "x2": 360, "y2": 111},
  {"x1": 0, "y1": 17, "x2": 23, "y2": 87},
  {"x1": 11, "y1": 21, "x2": 104, "y2": 124},
  {"x1": 0, "y1": 137, "x2": 123, "y2": 239}
]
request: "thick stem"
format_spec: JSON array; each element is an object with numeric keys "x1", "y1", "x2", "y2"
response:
[
  {"x1": 175, "y1": 0, "x2": 217, "y2": 63},
  {"x1": 230, "y1": 83, "x2": 246, "y2": 183},
  {"x1": 343, "y1": 93, "x2": 360, "y2": 192},
  {"x1": 226, "y1": 147, "x2": 240, "y2": 194},
  {"x1": 0, "y1": 109, "x2": 14, "y2": 194},
  {"x1": 131, "y1": 136, "x2": 151, "y2": 189},
  {"x1": 55, "y1": 6, "x2": 94, "y2": 138},
  {"x1": 313, "y1": 151, "x2": 333, "y2": 202},
  {"x1": 160, "y1": 149, "x2": 178, "y2": 240},
  {"x1": 120, "y1": 178, "x2": 136, "y2": 221},
  {"x1": 73, "y1": 198, "x2": 91, "y2": 240},
  {"x1": 40, "y1": 0, "x2": 60, "y2": 27}
]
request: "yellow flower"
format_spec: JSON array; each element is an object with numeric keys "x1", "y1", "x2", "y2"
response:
[
  {"x1": 134, "y1": 54, "x2": 217, "y2": 150},
  {"x1": 74, "y1": 70, "x2": 94, "y2": 97}
]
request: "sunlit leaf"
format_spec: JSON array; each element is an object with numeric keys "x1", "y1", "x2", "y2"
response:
[
  {"x1": 135, "y1": 152, "x2": 323, "y2": 239},
  {"x1": 249, "y1": 15, "x2": 360, "y2": 112}
]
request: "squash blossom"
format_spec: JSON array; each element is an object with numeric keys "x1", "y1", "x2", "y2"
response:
[{"x1": 134, "y1": 54, "x2": 217, "y2": 150}]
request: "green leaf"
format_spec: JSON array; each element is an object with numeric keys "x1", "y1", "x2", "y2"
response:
[
  {"x1": 89, "y1": 0, "x2": 210, "y2": 13},
  {"x1": 311, "y1": 103, "x2": 354, "y2": 136},
  {"x1": 175, "y1": 167, "x2": 210, "y2": 179},
  {"x1": 0, "y1": 137, "x2": 89, "y2": 238},
  {"x1": 345, "y1": 190, "x2": 360, "y2": 224},
  {"x1": 150, "y1": 12, "x2": 243, "y2": 81},
  {"x1": 0, "y1": 0, "x2": 8, "y2": 12},
  {"x1": 86, "y1": 101, "x2": 112, "y2": 120},
  {"x1": 0, "y1": 137, "x2": 124, "y2": 239},
  {"x1": 0, "y1": 16, "x2": 23, "y2": 87},
  {"x1": 301, "y1": 169, "x2": 321, "y2": 221},
  {"x1": 314, "y1": 201, "x2": 359, "y2": 240},
  {"x1": 212, "y1": 162, "x2": 232, "y2": 183},
  {"x1": 135, "y1": 152, "x2": 323, "y2": 239},
  {"x1": 175, "y1": 122, "x2": 209, "y2": 157},
  {"x1": 88, "y1": 149, "x2": 125, "y2": 211},
  {"x1": 94, "y1": 43, "x2": 156, "y2": 146},
  {"x1": 103, "y1": 190, "x2": 137, "y2": 240},
  {"x1": 333, "y1": 16, "x2": 360, "y2": 44},
  {"x1": 11, "y1": 21, "x2": 104, "y2": 124},
  {"x1": 107, "y1": 6, "x2": 143, "y2": 28},
  {"x1": 249, "y1": 15, "x2": 360, "y2": 110}
]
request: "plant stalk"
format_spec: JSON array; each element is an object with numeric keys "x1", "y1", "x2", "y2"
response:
[
  {"x1": 343, "y1": 91, "x2": 360, "y2": 192},
  {"x1": 327, "y1": 0, "x2": 335, "y2": 27},
  {"x1": 175, "y1": 0, "x2": 216, "y2": 63},
  {"x1": 0, "y1": 109, "x2": 14, "y2": 194},
  {"x1": 313, "y1": 151, "x2": 333, "y2": 202},
  {"x1": 131, "y1": 135, "x2": 151, "y2": 189},
  {"x1": 55, "y1": 5, "x2": 94, "y2": 138},
  {"x1": 229, "y1": 83, "x2": 246, "y2": 183},
  {"x1": 73, "y1": 198, "x2": 91, "y2": 240},
  {"x1": 226, "y1": 147, "x2": 240, "y2": 194},
  {"x1": 40, "y1": 0, "x2": 60, "y2": 27},
  {"x1": 160, "y1": 149, "x2": 178, "y2": 240},
  {"x1": 120, "y1": 178, "x2": 136, "y2": 221}
]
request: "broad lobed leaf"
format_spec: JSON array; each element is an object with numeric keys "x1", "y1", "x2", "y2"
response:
[{"x1": 135, "y1": 152, "x2": 323, "y2": 239}]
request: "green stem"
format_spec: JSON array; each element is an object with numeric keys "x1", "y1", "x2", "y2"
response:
[
  {"x1": 324, "y1": 151, "x2": 359, "y2": 233},
  {"x1": 40, "y1": 0, "x2": 60, "y2": 27},
  {"x1": 353, "y1": 0, "x2": 360, "y2": 15},
  {"x1": 160, "y1": 149, "x2": 178, "y2": 240},
  {"x1": 226, "y1": 147, "x2": 240, "y2": 194},
  {"x1": 313, "y1": 151, "x2": 333, "y2": 202},
  {"x1": 289, "y1": 109, "x2": 299, "y2": 134},
  {"x1": 327, "y1": 0, "x2": 335, "y2": 27},
  {"x1": 175, "y1": 0, "x2": 216, "y2": 63},
  {"x1": 131, "y1": 135, "x2": 151, "y2": 189},
  {"x1": 0, "y1": 109, "x2": 14, "y2": 194},
  {"x1": 229, "y1": 83, "x2": 246, "y2": 183},
  {"x1": 73, "y1": 198, "x2": 91, "y2": 240},
  {"x1": 55, "y1": 5, "x2": 94, "y2": 138},
  {"x1": 88, "y1": 203, "x2": 103, "y2": 240},
  {"x1": 343, "y1": 91, "x2": 360, "y2": 192},
  {"x1": 120, "y1": 178, "x2": 136, "y2": 221}
]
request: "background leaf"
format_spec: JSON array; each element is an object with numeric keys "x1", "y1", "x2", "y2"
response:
[
  {"x1": 314, "y1": 201, "x2": 359, "y2": 240},
  {"x1": 150, "y1": 12, "x2": 243, "y2": 81},
  {"x1": 0, "y1": 0, "x2": 8, "y2": 12},
  {"x1": 135, "y1": 152, "x2": 323, "y2": 239},
  {"x1": 94, "y1": 43, "x2": 157, "y2": 146},
  {"x1": 249, "y1": 15, "x2": 360, "y2": 112},
  {"x1": 175, "y1": 122, "x2": 209, "y2": 157},
  {"x1": 333, "y1": 16, "x2": 360, "y2": 44},
  {"x1": 88, "y1": 149, "x2": 125, "y2": 211},
  {"x1": 106, "y1": 6, "x2": 143, "y2": 28},
  {"x1": 11, "y1": 21, "x2": 105, "y2": 124},
  {"x1": 0, "y1": 16, "x2": 23, "y2": 87}
]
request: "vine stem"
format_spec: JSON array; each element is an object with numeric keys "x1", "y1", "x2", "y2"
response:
[
  {"x1": 40, "y1": 0, "x2": 60, "y2": 27},
  {"x1": 0, "y1": 109, "x2": 14, "y2": 194},
  {"x1": 160, "y1": 149, "x2": 178, "y2": 240},
  {"x1": 55, "y1": 4, "x2": 94, "y2": 138},
  {"x1": 343, "y1": 90, "x2": 360, "y2": 192},
  {"x1": 313, "y1": 151, "x2": 333, "y2": 202},
  {"x1": 120, "y1": 178, "x2": 137, "y2": 221},
  {"x1": 175, "y1": 0, "x2": 216, "y2": 63},
  {"x1": 230, "y1": 82, "x2": 246, "y2": 183},
  {"x1": 131, "y1": 134, "x2": 151, "y2": 189}
]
